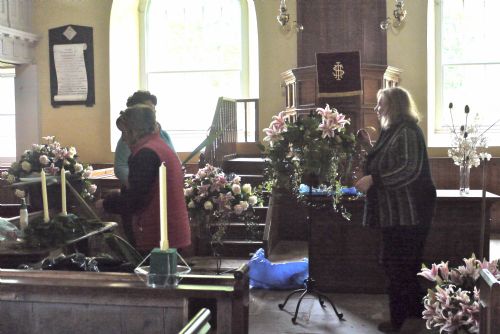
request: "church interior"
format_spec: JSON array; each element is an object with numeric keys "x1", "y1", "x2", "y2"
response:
[{"x1": 1, "y1": 1, "x2": 500, "y2": 333}]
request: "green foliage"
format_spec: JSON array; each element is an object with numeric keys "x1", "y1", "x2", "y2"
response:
[{"x1": 262, "y1": 108, "x2": 358, "y2": 216}]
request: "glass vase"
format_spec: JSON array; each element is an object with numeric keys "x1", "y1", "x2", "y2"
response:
[{"x1": 459, "y1": 163, "x2": 471, "y2": 195}]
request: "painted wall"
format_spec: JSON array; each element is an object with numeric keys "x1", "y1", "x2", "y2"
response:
[
  {"x1": 31, "y1": 0, "x2": 113, "y2": 164},
  {"x1": 30, "y1": 0, "x2": 486, "y2": 164}
]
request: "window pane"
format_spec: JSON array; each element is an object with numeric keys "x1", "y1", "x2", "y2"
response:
[
  {"x1": 442, "y1": 0, "x2": 500, "y2": 64},
  {"x1": 441, "y1": 64, "x2": 500, "y2": 130},
  {"x1": 0, "y1": 75, "x2": 15, "y2": 158},
  {"x1": 147, "y1": 0, "x2": 242, "y2": 71},
  {"x1": 148, "y1": 70, "x2": 241, "y2": 151},
  {"x1": 0, "y1": 115, "x2": 16, "y2": 158}
]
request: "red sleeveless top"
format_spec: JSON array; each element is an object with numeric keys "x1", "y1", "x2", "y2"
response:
[{"x1": 130, "y1": 133, "x2": 191, "y2": 252}]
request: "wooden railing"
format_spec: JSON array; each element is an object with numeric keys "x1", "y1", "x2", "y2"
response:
[
  {"x1": 479, "y1": 269, "x2": 500, "y2": 334},
  {"x1": 203, "y1": 97, "x2": 259, "y2": 168}
]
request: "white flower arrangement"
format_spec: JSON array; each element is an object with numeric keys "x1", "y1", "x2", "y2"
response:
[
  {"x1": 184, "y1": 164, "x2": 263, "y2": 246},
  {"x1": 447, "y1": 103, "x2": 496, "y2": 168},
  {"x1": 0, "y1": 136, "x2": 97, "y2": 200}
]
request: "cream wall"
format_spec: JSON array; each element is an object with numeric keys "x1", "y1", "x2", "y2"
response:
[
  {"x1": 30, "y1": 0, "x2": 298, "y2": 164},
  {"x1": 254, "y1": 0, "x2": 297, "y2": 134},
  {"x1": 30, "y1": 0, "x2": 464, "y2": 164},
  {"x1": 32, "y1": 0, "x2": 113, "y2": 164}
]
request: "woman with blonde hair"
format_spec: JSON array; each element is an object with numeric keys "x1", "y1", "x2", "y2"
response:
[{"x1": 355, "y1": 87, "x2": 436, "y2": 333}]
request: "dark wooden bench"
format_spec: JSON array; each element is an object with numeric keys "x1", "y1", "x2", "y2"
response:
[{"x1": 0, "y1": 268, "x2": 248, "y2": 334}]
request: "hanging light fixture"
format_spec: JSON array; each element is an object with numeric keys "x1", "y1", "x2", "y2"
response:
[
  {"x1": 276, "y1": 0, "x2": 303, "y2": 32},
  {"x1": 380, "y1": 0, "x2": 407, "y2": 30}
]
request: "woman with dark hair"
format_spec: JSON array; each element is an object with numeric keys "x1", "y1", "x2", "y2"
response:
[
  {"x1": 114, "y1": 90, "x2": 176, "y2": 187},
  {"x1": 355, "y1": 87, "x2": 436, "y2": 333},
  {"x1": 97, "y1": 104, "x2": 191, "y2": 255}
]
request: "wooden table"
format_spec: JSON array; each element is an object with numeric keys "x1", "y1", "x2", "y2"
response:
[
  {"x1": 0, "y1": 269, "x2": 249, "y2": 334},
  {"x1": 308, "y1": 190, "x2": 500, "y2": 293}
]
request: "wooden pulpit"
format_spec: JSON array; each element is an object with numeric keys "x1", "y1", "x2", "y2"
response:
[{"x1": 281, "y1": 63, "x2": 401, "y2": 139}]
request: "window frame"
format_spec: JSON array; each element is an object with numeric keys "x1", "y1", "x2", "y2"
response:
[
  {"x1": 428, "y1": 0, "x2": 500, "y2": 147},
  {"x1": 0, "y1": 67, "x2": 16, "y2": 163},
  {"x1": 139, "y1": 0, "x2": 254, "y2": 152}
]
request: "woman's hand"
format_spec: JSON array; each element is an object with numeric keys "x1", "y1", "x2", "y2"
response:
[
  {"x1": 356, "y1": 129, "x2": 373, "y2": 148},
  {"x1": 355, "y1": 175, "x2": 373, "y2": 193}
]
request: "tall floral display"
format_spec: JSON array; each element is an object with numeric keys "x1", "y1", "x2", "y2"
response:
[
  {"x1": 419, "y1": 255, "x2": 500, "y2": 334},
  {"x1": 447, "y1": 104, "x2": 494, "y2": 195},
  {"x1": 261, "y1": 105, "x2": 357, "y2": 217}
]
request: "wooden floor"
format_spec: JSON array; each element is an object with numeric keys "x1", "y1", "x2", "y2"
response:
[{"x1": 196, "y1": 237, "x2": 500, "y2": 334}]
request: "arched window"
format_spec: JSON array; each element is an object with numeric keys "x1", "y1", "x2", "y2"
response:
[{"x1": 110, "y1": 0, "x2": 258, "y2": 153}]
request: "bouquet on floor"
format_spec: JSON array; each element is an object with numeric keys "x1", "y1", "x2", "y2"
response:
[
  {"x1": 184, "y1": 164, "x2": 263, "y2": 246},
  {"x1": 0, "y1": 136, "x2": 97, "y2": 200},
  {"x1": 418, "y1": 254, "x2": 500, "y2": 333}
]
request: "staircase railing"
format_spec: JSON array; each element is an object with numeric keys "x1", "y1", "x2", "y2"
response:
[{"x1": 203, "y1": 97, "x2": 259, "y2": 168}]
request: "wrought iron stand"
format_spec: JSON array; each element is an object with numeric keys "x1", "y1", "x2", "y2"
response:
[{"x1": 278, "y1": 174, "x2": 344, "y2": 324}]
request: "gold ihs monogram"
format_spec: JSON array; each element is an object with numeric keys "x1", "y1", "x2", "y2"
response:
[{"x1": 332, "y1": 62, "x2": 344, "y2": 81}]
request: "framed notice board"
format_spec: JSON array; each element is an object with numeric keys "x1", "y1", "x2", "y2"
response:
[{"x1": 49, "y1": 25, "x2": 95, "y2": 107}]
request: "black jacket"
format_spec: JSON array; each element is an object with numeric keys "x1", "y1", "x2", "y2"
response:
[{"x1": 363, "y1": 120, "x2": 436, "y2": 228}]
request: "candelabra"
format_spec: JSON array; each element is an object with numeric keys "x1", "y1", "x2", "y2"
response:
[
  {"x1": 276, "y1": 0, "x2": 303, "y2": 33},
  {"x1": 380, "y1": 0, "x2": 407, "y2": 30}
]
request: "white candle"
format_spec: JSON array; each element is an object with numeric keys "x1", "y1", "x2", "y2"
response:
[
  {"x1": 41, "y1": 170, "x2": 50, "y2": 223},
  {"x1": 61, "y1": 167, "x2": 67, "y2": 216},
  {"x1": 159, "y1": 162, "x2": 169, "y2": 250}
]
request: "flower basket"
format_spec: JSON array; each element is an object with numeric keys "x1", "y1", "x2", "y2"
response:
[{"x1": 184, "y1": 164, "x2": 263, "y2": 256}]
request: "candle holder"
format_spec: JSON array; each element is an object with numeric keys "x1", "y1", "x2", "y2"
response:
[
  {"x1": 278, "y1": 175, "x2": 344, "y2": 324},
  {"x1": 134, "y1": 250, "x2": 191, "y2": 288}
]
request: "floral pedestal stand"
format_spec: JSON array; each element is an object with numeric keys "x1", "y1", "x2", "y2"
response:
[{"x1": 278, "y1": 173, "x2": 344, "y2": 324}]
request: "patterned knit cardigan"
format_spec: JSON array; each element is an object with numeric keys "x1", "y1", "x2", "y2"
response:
[{"x1": 362, "y1": 120, "x2": 436, "y2": 228}]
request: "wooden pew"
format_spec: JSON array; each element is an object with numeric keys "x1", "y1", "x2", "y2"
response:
[
  {"x1": 0, "y1": 269, "x2": 249, "y2": 334},
  {"x1": 479, "y1": 268, "x2": 500, "y2": 334}
]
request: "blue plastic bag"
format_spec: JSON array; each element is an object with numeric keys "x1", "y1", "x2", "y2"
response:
[{"x1": 248, "y1": 248, "x2": 308, "y2": 290}]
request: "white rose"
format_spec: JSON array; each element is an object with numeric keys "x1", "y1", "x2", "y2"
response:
[
  {"x1": 39, "y1": 155, "x2": 50, "y2": 165},
  {"x1": 68, "y1": 146, "x2": 77, "y2": 158},
  {"x1": 203, "y1": 201, "x2": 213, "y2": 210},
  {"x1": 21, "y1": 161, "x2": 32, "y2": 173},
  {"x1": 248, "y1": 195, "x2": 258, "y2": 206},
  {"x1": 232, "y1": 184, "x2": 241, "y2": 195},
  {"x1": 233, "y1": 176, "x2": 241, "y2": 184},
  {"x1": 188, "y1": 200, "x2": 196, "y2": 209},
  {"x1": 242, "y1": 183, "x2": 252, "y2": 194},
  {"x1": 83, "y1": 166, "x2": 93, "y2": 178},
  {"x1": 239, "y1": 200, "x2": 249, "y2": 211},
  {"x1": 88, "y1": 184, "x2": 97, "y2": 194},
  {"x1": 15, "y1": 189, "x2": 25, "y2": 198},
  {"x1": 1, "y1": 171, "x2": 8, "y2": 179},
  {"x1": 74, "y1": 163, "x2": 83, "y2": 173},
  {"x1": 184, "y1": 187, "x2": 193, "y2": 197}
]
